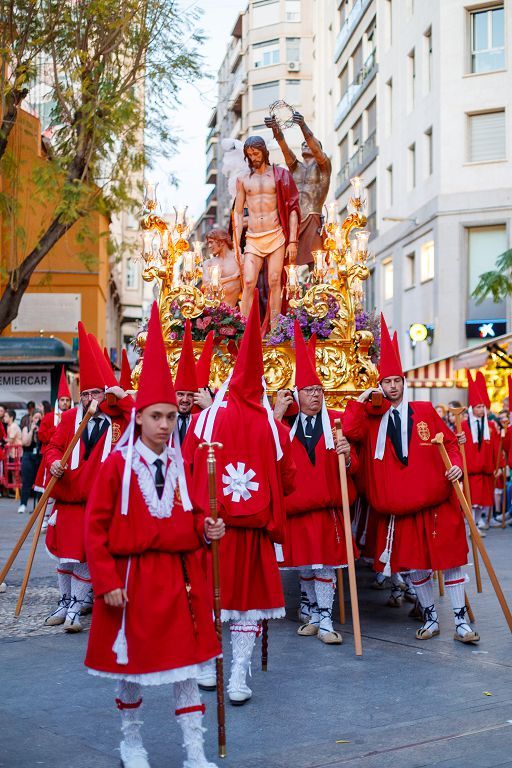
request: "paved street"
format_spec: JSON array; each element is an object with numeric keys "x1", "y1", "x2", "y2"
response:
[{"x1": 1, "y1": 496, "x2": 512, "y2": 768}]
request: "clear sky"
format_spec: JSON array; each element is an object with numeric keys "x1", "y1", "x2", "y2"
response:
[{"x1": 151, "y1": 0, "x2": 246, "y2": 219}]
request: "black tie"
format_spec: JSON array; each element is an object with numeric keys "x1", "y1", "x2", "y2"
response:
[
  {"x1": 304, "y1": 415, "x2": 314, "y2": 439},
  {"x1": 389, "y1": 409, "x2": 406, "y2": 464},
  {"x1": 477, "y1": 418, "x2": 483, "y2": 448},
  {"x1": 153, "y1": 459, "x2": 165, "y2": 499},
  {"x1": 84, "y1": 417, "x2": 102, "y2": 459},
  {"x1": 178, "y1": 415, "x2": 188, "y2": 445}
]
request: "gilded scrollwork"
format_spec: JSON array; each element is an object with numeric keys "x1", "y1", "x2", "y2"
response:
[
  {"x1": 315, "y1": 345, "x2": 350, "y2": 389},
  {"x1": 263, "y1": 348, "x2": 294, "y2": 390}
]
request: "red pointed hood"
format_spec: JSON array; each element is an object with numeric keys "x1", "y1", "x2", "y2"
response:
[
  {"x1": 119, "y1": 348, "x2": 133, "y2": 391},
  {"x1": 229, "y1": 290, "x2": 264, "y2": 405},
  {"x1": 196, "y1": 331, "x2": 214, "y2": 389},
  {"x1": 475, "y1": 371, "x2": 491, "y2": 409},
  {"x1": 78, "y1": 322, "x2": 104, "y2": 392},
  {"x1": 378, "y1": 314, "x2": 404, "y2": 381},
  {"x1": 294, "y1": 321, "x2": 322, "y2": 390},
  {"x1": 136, "y1": 302, "x2": 177, "y2": 411},
  {"x1": 174, "y1": 320, "x2": 198, "y2": 392},
  {"x1": 57, "y1": 366, "x2": 71, "y2": 401},
  {"x1": 103, "y1": 347, "x2": 113, "y2": 369},
  {"x1": 88, "y1": 334, "x2": 118, "y2": 388}
]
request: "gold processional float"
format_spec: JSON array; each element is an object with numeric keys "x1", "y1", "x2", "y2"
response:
[{"x1": 132, "y1": 176, "x2": 378, "y2": 407}]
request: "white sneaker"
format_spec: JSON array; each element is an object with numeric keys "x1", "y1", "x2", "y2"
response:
[
  {"x1": 227, "y1": 663, "x2": 252, "y2": 705},
  {"x1": 489, "y1": 517, "x2": 501, "y2": 528},
  {"x1": 477, "y1": 518, "x2": 489, "y2": 531},
  {"x1": 17, "y1": 504, "x2": 26, "y2": 514}
]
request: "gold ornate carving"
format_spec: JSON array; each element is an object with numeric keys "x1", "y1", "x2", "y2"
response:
[
  {"x1": 315, "y1": 345, "x2": 349, "y2": 389},
  {"x1": 263, "y1": 347, "x2": 294, "y2": 390}
]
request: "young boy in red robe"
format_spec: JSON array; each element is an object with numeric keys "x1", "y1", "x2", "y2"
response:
[
  {"x1": 84, "y1": 302, "x2": 224, "y2": 768},
  {"x1": 457, "y1": 371, "x2": 500, "y2": 535},
  {"x1": 344, "y1": 315, "x2": 480, "y2": 644},
  {"x1": 273, "y1": 321, "x2": 358, "y2": 645},
  {"x1": 44, "y1": 325, "x2": 133, "y2": 632},
  {"x1": 186, "y1": 290, "x2": 295, "y2": 706}
]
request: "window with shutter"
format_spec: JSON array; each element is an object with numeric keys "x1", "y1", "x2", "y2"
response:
[{"x1": 468, "y1": 110, "x2": 505, "y2": 162}]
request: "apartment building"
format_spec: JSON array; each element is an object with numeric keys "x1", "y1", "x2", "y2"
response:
[
  {"x1": 207, "y1": 0, "x2": 316, "y2": 227},
  {"x1": 334, "y1": 0, "x2": 512, "y2": 377}
]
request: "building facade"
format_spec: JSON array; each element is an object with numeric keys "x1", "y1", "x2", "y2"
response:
[
  {"x1": 334, "y1": 0, "x2": 512, "y2": 376},
  {"x1": 206, "y1": 0, "x2": 317, "y2": 229}
]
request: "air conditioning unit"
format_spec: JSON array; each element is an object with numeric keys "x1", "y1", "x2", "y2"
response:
[{"x1": 287, "y1": 61, "x2": 301, "y2": 72}]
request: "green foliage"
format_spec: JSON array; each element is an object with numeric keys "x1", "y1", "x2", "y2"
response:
[{"x1": 472, "y1": 249, "x2": 512, "y2": 304}]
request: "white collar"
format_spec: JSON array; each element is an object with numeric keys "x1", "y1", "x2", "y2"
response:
[
  {"x1": 374, "y1": 382, "x2": 410, "y2": 461},
  {"x1": 135, "y1": 436, "x2": 168, "y2": 466}
]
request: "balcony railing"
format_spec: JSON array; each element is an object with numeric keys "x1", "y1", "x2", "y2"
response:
[
  {"x1": 206, "y1": 188, "x2": 217, "y2": 213},
  {"x1": 335, "y1": 130, "x2": 378, "y2": 197},
  {"x1": 229, "y1": 64, "x2": 246, "y2": 105},
  {"x1": 334, "y1": 0, "x2": 373, "y2": 63},
  {"x1": 334, "y1": 49, "x2": 377, "y2": 129},
  {"x1": 229, "y1": 38, "x2": 242, "y2": 73}
]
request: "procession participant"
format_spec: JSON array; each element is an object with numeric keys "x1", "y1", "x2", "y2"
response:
[
  {"x1": 273, "y1": 322, "x2": 357, "y2": 645},
  {"x1": 235, "y1": 135, "x2": 300, "y2": 325},
  {"x1": 175, "y1": 320, "x2": 200, "y2": 446},
  {"x1": 34, "y1": 368, "x2": 72, "y2": 531},
  {"x1": 457, "y1": 372, "x2": 500, "y2": 535},
  {"x1": 203, "y1": 229, "x2": 241, "y2": 308},
  {"x1": 84, "y1": 302, "x2": 223, "y2": 768},
  {"x1": 265, "y1": 111, "x2": 331, "y2": 269},
  {"x1": 44, "y1": 324, "x2": 133, "y2": 633},
  {"x1": 343, "y1": 315, "x2": 480, "y2": 644},
  {"x1": 186, "y1": 290, "x2": 295, "y2": 706}
]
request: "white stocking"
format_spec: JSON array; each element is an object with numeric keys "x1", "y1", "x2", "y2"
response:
[
  {"x1": 68, "y1": 562, "x2": 91, "y2": 620},
  {"x1": 228, "y1": 620, "x2": 259, "y2": 698},
  {"x1": 299, "y1": 568, "x2": 316, "y2": 622},
  {"x1": 116, "y1": 680, "x2": 146, "y2": 761},
  {"x1": 174, "y1": 678, "x2": 216, "y2": 768},
  {"x1": 57, "y1": 567, "x2": 72, "y2": 601},
  {"x1": 314, "y1": 567, "x2": 336, "y2": 634},
  {"x1": 444, "y1": 567, "x2": 472, "y2": 637},
  {"x1": 410, "y1": 570, "x2": 438, "y2": 635}
]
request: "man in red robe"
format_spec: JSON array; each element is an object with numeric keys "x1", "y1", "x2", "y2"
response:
[
  {"x1": 44, "y1": 324, "x2": 133, "y2": 633},
  {"x1": 186, "y1": 290, "x2": 295, "y2": 705},
  {"x1": 344, "y1": 315, "x2": 480, "y2": 644},
  {"x1": 458, "y1": 372, "x2": 500, "y2": 535},
  {"x1": 273, "y1": 322, "x2": 357, "y2": 645},
  {"x1": 84, "y1": 302, "x2": 223, "y2": 768}
]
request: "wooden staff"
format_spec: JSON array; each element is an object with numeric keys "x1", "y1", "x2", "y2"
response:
[
  {"x1": 437, "y1": 571, "x2": 445, "y2": 597},
  {"x1": 431, "y1": 432, "x2": 512, "y2": 632},
  {"x1": 334, "y1": 419, "x2": 362, "y2": 656},
  {"x1": 261, "y1": 619, "x2": 268, "y2": 671},
  {"x1": 449, "y1": 407, "x2": 483, "y2": 593},
  {"x1": 199, "y1": 441, "x2": 226, "y2": 759},
  {"x1": 0, "y1": 400, "x2": 99, "y2": 591},
  {"x1": 465, "y1": 592, "x2": 475, "y2": 623},
  {"x1": 501, "y1": 462, "x2": 508, "y2": 528},
  {"x1": 337, "y1": 568, "x2": 345, "y2": 624}
]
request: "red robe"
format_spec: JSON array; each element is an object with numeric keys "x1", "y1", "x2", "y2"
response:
[
  {"x1": 185, "y1": 413, "x2": 295, "y2": 619},
  {"x1": 84, "y1": 451, "x2": 220, "y2": 678},
  {"x1": 281, "y1": 410, "x2": 359, "y2": 568},
  {"x1": 45, "y1": 398, "x2": 132, "y2": 562},
  {"x1": 462, "y1": 420, "x2": 499, "y2": 506},
  {"x1": 34, "y1": 411, "x2": 58, "y2": 491},
  {"x1": 273, "y1": 164, "x2": 301, "y2": 247},
  {"x1": 343, "y1": 400, "x2": 468, "y2": 572}
]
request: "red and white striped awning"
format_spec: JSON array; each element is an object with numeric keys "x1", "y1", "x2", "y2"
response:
[{"x1": 404, "y1": 333, "x2": 512, "y2": 389}]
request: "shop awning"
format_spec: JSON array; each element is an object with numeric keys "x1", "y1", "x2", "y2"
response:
[{"x1": 405, "y1": 333, "x2": 512, "y2": 389}]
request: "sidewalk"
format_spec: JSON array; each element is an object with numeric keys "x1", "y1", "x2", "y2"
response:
[{"x1": 1, "y1": 497, "x2": 512, "y2": 768}]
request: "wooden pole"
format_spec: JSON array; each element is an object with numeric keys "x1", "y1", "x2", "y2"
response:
[
  {"x1": 336, "y1": 568, "x2": 345, "y2": 625},
  {"x1": 465, "y1": 592, "x2": 475, "y2": 623},
  {"x1": 14, "y1": 500, "x2": 48, "y2": 616},
  {"x1": 437, "y1": 571, "x2": 445, "y2": 597},
  {"x1": 489, "y1": 429, "x2": 504, "y2": 525},
  {"x1": 334, "y1": 419, "x2": 362, "y2": 656},
  {"x1": 0, "y1": 401, "x2": 99, "y2": 591},
  {"x1": 431, "y1": 432, "x2": 512, "y2": 632},
  {"x1": 449, "y1": 407, "x2": 483, "y2": 593},
  {"x1": 199, "y1": 441, "x2": 226, "y2": 759}
]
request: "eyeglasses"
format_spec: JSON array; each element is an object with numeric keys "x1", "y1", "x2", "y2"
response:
[
  {"x1": 301, "y1": 386, "x2": 323, "y2": 395},
  {"x1": 80, "y1": 389, "x2": 103, "y2": 398}
]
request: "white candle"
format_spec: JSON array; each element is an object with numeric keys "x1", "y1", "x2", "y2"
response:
[
  {"x1": 143, "y1": 231, "x2": 152, "y2": 256},
  {"x1": 350, "y1": 176, "x2": 364, "y2": 200},
  {"x1": 145, "y1": 183, "x2": 156, "y2": 202},
  {"x1": 313, "y1": 250, "x2": 325, "y2": 273},
  {"x1": 177, "y1": 207, "x2": 185, "y2": 226},
  {"x1": 183, "y1": 252, "x2": 194, "y2": 274},
  {"x1": 194, "y1": 241, "x2": 203, "y2": 258},
  {"x1": 211, "y1": 265, "x2": 220, "y2": 288},
  {"x1": 327, "y1": 202, "x2": 336, "y2": 224},
  {"x1": 161, "y1": 230, "x2": 169, "y2": 251},
  {"x1": 288, "y1": 264, "x2": 298, "y2": 287},
  {"x1": 355, "y1": 230, "x2": 370, "y2": 257}
]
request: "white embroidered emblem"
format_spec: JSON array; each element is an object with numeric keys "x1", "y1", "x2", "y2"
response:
[{"x1": 222, "y1": 462, "x2": 259, "y2": 503}]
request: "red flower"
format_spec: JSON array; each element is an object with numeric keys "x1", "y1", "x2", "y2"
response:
[
  {"x1": 219, "y1": 326, "x2": 235, "y2": 336},
  {"x1": 196, "y1": 316, "x2": 213, "y2": 330}
]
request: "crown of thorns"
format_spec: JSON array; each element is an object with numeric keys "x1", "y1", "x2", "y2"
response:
[{"x1": 269, "y1": 100, "x2": 295, "y2": 129}]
